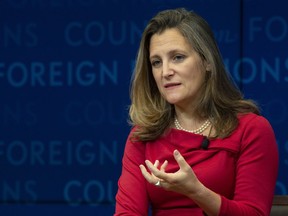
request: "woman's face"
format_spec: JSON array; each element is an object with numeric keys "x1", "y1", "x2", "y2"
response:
[{"x1": 149, "y1": 28, "x2": 208, "y2": 109}]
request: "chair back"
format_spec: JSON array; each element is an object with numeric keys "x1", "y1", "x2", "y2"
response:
[{"x1": 270, "y1": 195, "x2": 288, "y2": 216}]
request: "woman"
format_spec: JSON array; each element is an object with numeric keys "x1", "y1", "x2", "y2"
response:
[{"x1": 114, "y1": 8, "x2": 278, "y2": 216}]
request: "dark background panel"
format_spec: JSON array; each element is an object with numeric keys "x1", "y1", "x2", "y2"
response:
[
  {"x1": 0, "y1": 0, "x2": 287, "y2": 215},
  {"x1": 241, "y1": 0, "x2": 288, "y2": 195}
]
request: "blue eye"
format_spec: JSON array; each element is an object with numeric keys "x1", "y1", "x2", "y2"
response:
[
  {"x1": 151, "y1": 60, "x2": 161, "y2": 67},
  {"x1": 174, "y1": 55, "x2": 185, "y2": 62}
]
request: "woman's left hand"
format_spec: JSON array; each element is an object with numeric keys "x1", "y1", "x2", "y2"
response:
[{"x1": 139, "y1": 149, "x2": 203, "y2": 198}]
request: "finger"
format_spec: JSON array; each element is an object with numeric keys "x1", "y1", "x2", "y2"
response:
[
  {"x1": 139, "y1": 164, "x2": 148, "y2": 175},
  {"x1": 154, "y1": 160, "x2": 159, "y2": 167},
  {"x1": 139, "y1": 164, "x2": 155, "y2": 184},
  {"x1": 145, "y1": 160, "x2": 161, "y2": 173},
  {"x1": 151, "y1": 160, "x2": 160, "y2": 179},
  {"x1": 173, "y1": 150, "x2": 190, "y2": 171},
  {"x1": 160, "y1": 160, "x2": 168, "y2": 171},
  {"x1": 144, "y1": 160, "x2": 163, "y2": 181},
  {"x1": 145, "y1": 160, "x2": 168, "y2": 180}
]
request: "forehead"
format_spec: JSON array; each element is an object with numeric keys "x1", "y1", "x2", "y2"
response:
[{"x1": 149, "y1": 28, "x2": 192, "y2": 56}]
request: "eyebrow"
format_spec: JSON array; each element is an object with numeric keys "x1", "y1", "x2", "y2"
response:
[{"x1": 149, "y1": 49, "x2": 186, "y2": 60}]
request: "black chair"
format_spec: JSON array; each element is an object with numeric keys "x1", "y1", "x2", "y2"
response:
[{"x1": 270, "y1": 195, "x2": 288, "y2": 216}]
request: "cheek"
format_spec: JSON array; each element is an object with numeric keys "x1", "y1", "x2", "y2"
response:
[
  {"x1": 152, "y1": 73, "x2": 161, "y2": 87},
  {"x1": 190, "y1": 65, "x2": 206, "y2": 82}
]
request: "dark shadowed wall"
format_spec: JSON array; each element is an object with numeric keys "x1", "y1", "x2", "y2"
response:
[{"x1": 0, "y1": 0, "x2": 287, "y2": 215}]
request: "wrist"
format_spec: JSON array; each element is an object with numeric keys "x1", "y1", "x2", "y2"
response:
[{"x1": 187, "y1": 181, "x2": 206, "y2": 200}]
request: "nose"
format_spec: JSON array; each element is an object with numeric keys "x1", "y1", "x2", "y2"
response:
[{"x1": 162, "y1": 62, "x2": 174, "y2": 78}]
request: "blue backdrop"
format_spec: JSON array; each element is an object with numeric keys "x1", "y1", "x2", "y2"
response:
[{"x1": 0, "y1": 0, "x2": 287, "y2": 215}]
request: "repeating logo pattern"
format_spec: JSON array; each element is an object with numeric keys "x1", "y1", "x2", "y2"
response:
[{"x1": 0, "y1": 0, "x2": 287, "y2": 215}]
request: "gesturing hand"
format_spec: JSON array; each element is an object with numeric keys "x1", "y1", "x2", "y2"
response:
[{"x1": 139, "y1": 149, "x2": 202, "y2": 198}]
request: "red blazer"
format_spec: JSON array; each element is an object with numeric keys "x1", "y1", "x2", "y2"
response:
[{"x1": 114, "y1": 113, "x2": 279, "y2": 216}]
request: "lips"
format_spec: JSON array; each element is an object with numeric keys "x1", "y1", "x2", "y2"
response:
[{"x1": 164, "y1": 83, "x2": 181, "y2": 88}]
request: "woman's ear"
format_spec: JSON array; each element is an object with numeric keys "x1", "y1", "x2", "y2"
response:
[{"x1": 205, "y1": 63, "x2": 212, "y2": 72}]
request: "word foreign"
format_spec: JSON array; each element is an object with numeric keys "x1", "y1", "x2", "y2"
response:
[
  {"x1": 0, "y1": 61, "x2": 118, "y2": 87},
  {"x1": 0, "y1": 140, "x2": 118, "y2": 166}
]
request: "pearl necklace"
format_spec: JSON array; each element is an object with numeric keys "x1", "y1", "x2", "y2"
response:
[{"x1": 174, "y1": 117, "x2": 211, "y2": 134}]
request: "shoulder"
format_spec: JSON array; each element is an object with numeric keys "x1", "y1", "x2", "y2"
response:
[
  {"x1": 123, "y1": 126, "x2": 146, "y2": 157},
  {"x1": 236, "y1": 113, "x2": 277, "y2": 151},
  {"x1": 237, "y1": 112, "x2": 274, "y2": 133}
]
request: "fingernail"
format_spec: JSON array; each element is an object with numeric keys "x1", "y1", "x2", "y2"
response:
[{"x1": 174, "y1": 150, "x2": 179, "y2": 155}]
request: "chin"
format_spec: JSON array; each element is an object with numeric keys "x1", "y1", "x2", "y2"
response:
[
  {"x1": 165, "y1": 98, "x2": 181, "y2": 105},
  {"x1": 163, "y1": 95, "x2": 184, "y2": 105}
]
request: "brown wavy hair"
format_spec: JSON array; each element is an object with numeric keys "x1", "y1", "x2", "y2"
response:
[{"x1": 129, "y1": 8, "x2": 259, "y2": 141}]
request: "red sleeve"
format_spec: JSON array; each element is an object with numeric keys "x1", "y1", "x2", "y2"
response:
[
  {"x1": 219, "y1": 115, "x2": 279, "y2": 216},
  {"x1": 114, "y1": 129, "x2": 149, "y2": 216}
]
